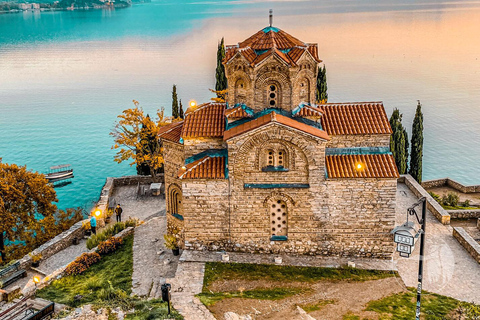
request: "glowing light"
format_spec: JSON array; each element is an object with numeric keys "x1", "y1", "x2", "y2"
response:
[
  {"x1": 94, "y1": 209, "x2": 102, "y2": 217},
  {"x1": 33, "y1": 276, "x2": 41, "y2": 284},
  {"x1": 189, "y1": 100, "x2": 196, "y2": 108},
  {"x1": 181, "y1": 166, "x2": 187, "y2": 170},
  {"x1": 356, "y1": 163, "x2": 364, "y2": 171}
]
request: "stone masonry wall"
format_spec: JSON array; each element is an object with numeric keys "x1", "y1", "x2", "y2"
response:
[
  {"x1": 183, "y1": 138, "x2": 226, "y2": 159},
  {"x1": 180, "y1": 124, "x2": 396, "y2": 258},
  {"x1": 327, "y1": 134, "x2": 390, "y2": 148},
  {"x1": 453, "y1": 227, "x2": 480, "y2": 264},
  {"x1": 422, "y1": 178, "x2": 480, "y2": 193}
]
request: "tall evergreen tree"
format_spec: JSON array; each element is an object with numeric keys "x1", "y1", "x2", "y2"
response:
[
  {"x1": 316, "y1": 65, "x2": 328, "y2": 103},
  {"x1": 179, "y1": 100, "x2": 184, "y2": 119},
  {"x1": 215, "y1": 37, "x2": 227, "y2": 95},
  {"x1": 409, "y1": 101, "x2": 424, "y2": 182},
  {"x1": 172, "y1": 84, "x2": 179, "y2": 118},
  {"x1": 389, "y1": 108, "x2": 409, "y2": 174}
]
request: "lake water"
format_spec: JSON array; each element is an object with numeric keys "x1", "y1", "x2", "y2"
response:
[{"x1": 1, "y1": 0, "x2": 480, "y2": 210}]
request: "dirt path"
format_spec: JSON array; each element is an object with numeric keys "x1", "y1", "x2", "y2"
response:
[{"x1": 207, "y1": 277, "x2": 406, "y2": 320}]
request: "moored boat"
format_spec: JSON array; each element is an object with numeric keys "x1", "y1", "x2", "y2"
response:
[{"x1": 45, "y1": 164, "x2": 73, "y2": 182}]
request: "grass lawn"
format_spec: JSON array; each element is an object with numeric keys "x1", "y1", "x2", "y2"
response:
[
  {"x1": 37, "y1": 235, "x2": 182, "y2": 319},
  {"x1": 347, "y1": 288, "x2": 479, "y2": 320},
  {"x1": 203, "y1": 262, "x2": 397, "y2": 290},
  {"x1": 198, "y1": 262, "x2": 397, "y2": 307}
]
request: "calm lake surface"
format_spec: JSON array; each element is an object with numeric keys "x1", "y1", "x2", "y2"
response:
[{"x1": 1, "y1": 0, "x2": 480, "y2": 210}]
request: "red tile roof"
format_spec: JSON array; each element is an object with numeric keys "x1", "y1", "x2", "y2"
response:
[
  {"x1": 224, "y1": 111, "x2": 330, "y2": 141},
  {"x1": 177, "y1": 156, "x2": 226, "y2": 179},
  {"x1": 225, "y1": 106, "x2": 253, "y2": 119},
  {"x1": 182, "y1": 103, "x2": 226, "y2": 139},
  {"x1": 294, "y1": 105, "x2": 323, "y2": 118},
  {"x1": 158, "y1": 121, "x2": 183, "y2": 143},
  {"x1": 224, "y1": 27, "x2": 322, "y2": 66},
  {"x1": 320, "y1": 102, "x2": 392, "y2": 135},
  {"x1": 326, "y1": 154, "x2": 399, "y2": 179}
]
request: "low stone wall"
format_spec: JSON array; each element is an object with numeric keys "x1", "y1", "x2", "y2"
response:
[
  {"x1": 453, "y1": 227, "x2": 480, "y2": 264},
  {"x1": 112, "y1": 174, "x2": 164, "y2": 187},
  {"x1": 21, "y1": 227, "x2": 135, "y2": 297},
  {"x1": 477, "y1": 218, "x2": 480, "y2": 230},
  {"x1": 18, "y1": 220, "x2": 87, "y2": 271},
  {"x1": 400, "y1": 175, "x2": 451, "y2": 225},
  {"x1": 448, "y1": 210, "x2": 480, "y2": 219},
  {"x1": 422, "y1": 178, "x2": 480, "y2": 193}
]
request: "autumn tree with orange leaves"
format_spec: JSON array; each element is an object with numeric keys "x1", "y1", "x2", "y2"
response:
[
  {"x1": 111, "y1": 100, "x2": 170, "y2": 180},
  {"x1": 0, "y1": 163, "x2": 83, "y2": 264}
]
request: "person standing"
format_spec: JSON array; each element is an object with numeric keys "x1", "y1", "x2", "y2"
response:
[
  {"x1": 90, "y1": 214, "x2": 97, "y2": 235},
  {"x1": 115, "y1": 204, "x2": 123, "y2": 222}
]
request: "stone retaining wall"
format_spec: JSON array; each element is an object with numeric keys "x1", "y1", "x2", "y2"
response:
[
  {"x1": 21, "y1": 227, "x2": 135, "y2": 298},
  {"x1": 448, "y1": 210, "x2": 480, "y2": 219},
  {"x1": 422, "y1": 178, "x2": 480, "y2": 193},
  {"x1": 18, "y1": 220, "x2": 86, "y2": 271},
  {"x1": 400, "y1": 175, "x2": 450, "y2": 225},
  {"x1": 112, "y1": 174, "x2": 164, "y2": 187},
  {"x1": 453, "y1": 227, "x2": 480, "y2": 264}
]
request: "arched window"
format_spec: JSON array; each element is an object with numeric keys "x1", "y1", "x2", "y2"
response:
[
  {"x1": 267, "y1": 84, "x2": 278, "y2": 107},
  {"x1": 168, "y1": 185, "x2": 182, "y2": 217},
  {"x1": 262, "y1": 148, "x2": 288, "y2": 171},
  {"x1": 235, "y1": 78, "x2": 246, "y2": 104},
  {"x1": 270, "y1": 199, "x2": 287, "y2": 237},
  {"x1": 299, "y1": 78, "x2": 310, "y2": 103}
]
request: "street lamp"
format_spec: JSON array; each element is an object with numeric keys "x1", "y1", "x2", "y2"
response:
[
  {"x1": 94, "y1": 209, "x2": 102, "y2": 218},
  {"x1": 161, "y1": 283, "x2": 172, "y2": 315},
  {"x1": 33, "y1": 276, "x2": 41, "y2": 289},
  {"x1": 391, "y1": 197, "x2": 427, "y2": 320}
]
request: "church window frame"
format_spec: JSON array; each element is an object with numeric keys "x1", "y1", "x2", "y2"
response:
[{"x1": 269, "y1": 199, "x2": 288, "y2": 240}]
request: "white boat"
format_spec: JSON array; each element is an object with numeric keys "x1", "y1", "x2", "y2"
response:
[{"x1": 45, "y1": 164, "x2": 73, "y2": 182}]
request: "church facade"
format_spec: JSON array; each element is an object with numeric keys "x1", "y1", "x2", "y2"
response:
[{"x1": 160, "y1": 25, "x2": 399, "y2": 259}]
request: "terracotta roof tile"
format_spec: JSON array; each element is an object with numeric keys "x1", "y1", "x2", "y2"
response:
[
  {"x1": 326, "y1": 154, "x2": 399, "y2": 179},
  {"x1": 177, "y1": 155, "x2": 226, "y2": 179},
  {"x1": 224, "y1": 111, "x2": 330, "y2": 141},
  {"x1": 320, "y1": 102, "x2": 392, "y2": 135},
  {"x1": 225, "y1": 106, "x2": 253, "y2": 119},
  {"x1": 306, "y1": 44, "x2": 322, "y2": 63},
  {"x1": 158, "y1": 121, "x2": 183, "y2": 143},
  {"x1": 294, "y1": 105, "x2": 323, "y2": 118},
  {"x1": 225, "y1": 27, "x2": 320, "y2": 67},
  {"x1": 182, "y1": 103, "x2": 226, "y2": 139}
]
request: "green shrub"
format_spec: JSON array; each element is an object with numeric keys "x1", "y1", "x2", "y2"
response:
[
  {"x1": 428, "y1": 191, "x2": 441, "y2": 203},
  {"x1": 65, "y1": 252, "x2": 101, "y2": 276},
  {"x1": 97, "y1": 237, "x2": 123, "y2": 256},
  {"x1": 461, "y1": 199, "x2": 471, "y2": 207},
  {"x1": 442, "y1": 192, "x2": 459, "y2": 207},
  {"x1": 87, "y1": 220, "x2": 136, "y2": 250}
]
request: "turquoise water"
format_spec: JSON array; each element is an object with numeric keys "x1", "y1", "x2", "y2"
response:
[{"x1": 1, "y1": 0, "x2": 480, "y2": 210}]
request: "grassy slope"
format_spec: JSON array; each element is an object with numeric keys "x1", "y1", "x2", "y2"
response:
[
  {"x1": 198, "y1": 262, "x2": 397, "y2": 307},
  {"x1": 203, "y1": 262, "x2": 397, "y2": 290},
  {"x1": 37, "y1": 235, "x2": 183, "y2": 319}
]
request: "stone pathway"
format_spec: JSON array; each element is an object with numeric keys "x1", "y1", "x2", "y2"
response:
[
  {"x1": 110, "y1": 185, "x2": 165, "y2": 222},
  {"x1": 167, "y1": 262, "x2": 216, "y2": 320},
  {"x1": 131, "y1": 216, "x2": 179, "y2": 298},
  {"x1": 38, "y1": 238, "x2": 90, "y2": 275},
  {"x1": 394, "y1": 182, "x2": 480, "y2": 304}
]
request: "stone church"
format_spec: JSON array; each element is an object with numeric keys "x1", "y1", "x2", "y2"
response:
[{"x1": 159, "y1": 23, "x2": 399, "y2": 259}]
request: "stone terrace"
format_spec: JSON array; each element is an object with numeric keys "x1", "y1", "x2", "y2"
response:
[{"x1": 394, "y1": 182, "x2": 480, "y2": 304}]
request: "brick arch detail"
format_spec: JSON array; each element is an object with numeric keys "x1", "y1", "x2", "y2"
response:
[
  {"x1": 263, "y1": 191, "x2": 296, "y2": 207},
  {"x1": 233, "y1": 126, "x2": 316, "y2": 171}
]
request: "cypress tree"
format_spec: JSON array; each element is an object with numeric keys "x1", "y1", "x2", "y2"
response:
[
  {"x1": 316, "y1": 65, "x2": 328, "y2": 103},
  {"x1": 172, "y1": 84, "x2": 179, "y2": 118},
  {"x1": 389, "y1": 108, "x2": 409, "y2": 174},
  {"x1": 409, "y1": 101, "x2": 424, "y2": 182},
  {"x1": 215, "y1": 37, "x2": 227, "y2": 95},
  {"x1": 179, "y1": 100, "x2": 184, "y2": 119}
]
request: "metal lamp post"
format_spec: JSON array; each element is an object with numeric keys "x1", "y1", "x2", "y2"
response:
[
  {"x1": 161, "y1": 283, "x2": 172, "y2": 315},
  {"x1": 391, "y1": 197, "x2": 426, "y2": 320}
]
